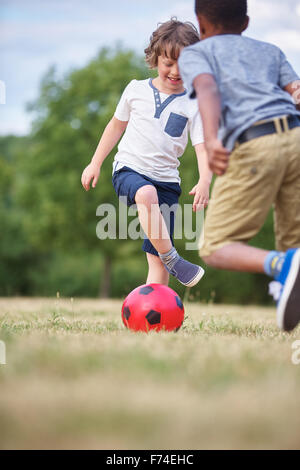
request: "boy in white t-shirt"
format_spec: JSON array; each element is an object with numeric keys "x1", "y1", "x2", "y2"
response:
[{"x1": 81, "y1": 19, "x2": 212, "y2": 287}]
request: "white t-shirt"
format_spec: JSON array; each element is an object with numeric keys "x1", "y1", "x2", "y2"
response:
[{"x1": 113, "y1": 78, "x2": 204, "y2": 183}]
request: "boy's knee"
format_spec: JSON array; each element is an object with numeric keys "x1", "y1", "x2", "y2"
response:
[
  {"x1": 202, "y1": 252, "x2": 218, "y2": 267},
  {"x1": 135, "y1": 185, "x2": 158, "y2": 206},
  {"x1": 202, "y1": 254, "x2": 212, "y2": 266}
]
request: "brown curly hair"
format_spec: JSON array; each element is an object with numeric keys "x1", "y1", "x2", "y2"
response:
[{"x1": 144, "y1": 18, "x2": 199, "y2": 69}]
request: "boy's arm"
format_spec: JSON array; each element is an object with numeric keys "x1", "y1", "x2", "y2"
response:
[
  {"x1": 193, "y1": 74, "x2": 230, "y2": 176},
  {"x1": 189, "y1": 143, "x2": 212, "y2": 211},
  {"x1": 81, "y1": 117, "x2": 127, "y2": 191},
  {"x1": 284, "y1": 80, "x2": 300, "y2": 111}
]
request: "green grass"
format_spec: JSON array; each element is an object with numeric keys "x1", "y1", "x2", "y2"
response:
[{"x1": 0, "y1": 297, "x2": 299, "y2": 450}]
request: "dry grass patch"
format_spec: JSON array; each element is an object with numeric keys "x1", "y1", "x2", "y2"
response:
[{"x1": 0, "y1": 297, "x2": 299, "y2": 449}]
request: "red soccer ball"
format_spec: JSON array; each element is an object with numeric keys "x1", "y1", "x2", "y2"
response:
[{"x1": 121, "y1": 283, "x2": 184, "y2": 332}]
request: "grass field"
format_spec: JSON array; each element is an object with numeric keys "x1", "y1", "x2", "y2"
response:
[{"x1": 0, "y1": 296, "x2": 299, "y2": 450}]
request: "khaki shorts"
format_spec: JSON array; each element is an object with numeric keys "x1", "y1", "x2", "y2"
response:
[{"x1": 200, "y1": 126, "x2": 300, "y2": 257}]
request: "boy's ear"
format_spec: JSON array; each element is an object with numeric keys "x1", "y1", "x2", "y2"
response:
[
  {"x1": 196, "y1": 14, "x2": 206, "y2": 38},
  {"x1": 242, "y1": 15, "x2": 250, "y2": 32}
]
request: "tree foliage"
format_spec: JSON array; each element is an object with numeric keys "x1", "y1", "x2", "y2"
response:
[{"x1": 0, "y1": 47, "x2": 275, "y2": 302}]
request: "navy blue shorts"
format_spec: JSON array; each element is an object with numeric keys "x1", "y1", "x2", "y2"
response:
[{"x1": 112, "y1": 166, "x2": 181, "y2": 256}]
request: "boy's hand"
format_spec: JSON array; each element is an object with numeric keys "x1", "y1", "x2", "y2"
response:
[
  {"x1": 189, "y1": 180, "x2": 210, "y2": 212},
  {"x1": 81, "y1": 163, "x2": 100, "y2": 191},
  {"x1": 206, "y1": 139, "x2": 230, "y2": 176}
]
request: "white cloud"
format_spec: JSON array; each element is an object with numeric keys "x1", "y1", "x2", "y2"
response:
[
  {"x1": 249, "y1": 0, "x2": 291, "y2": 21},
  {"x1": 1, "y1": 0, "x2": 300, "y2": 136},
  {"x1": 249, "y1": 0, "x2": 298, "y2": 21},
  {"x1": 265, "y1": 30, "x2": 300, "y2": 52},
  {"x1": 0, "y1": 107, "x2": 30, "y2": 136},
  {"x1": 246, "y1": 0, "x2": 300, "y2": 73},
  {"x1": 157, "y1": 1, "x2": 197, "y2": 23},
  {"x1": 0, "y1": 18, "x2": 130, "y2": 49}
]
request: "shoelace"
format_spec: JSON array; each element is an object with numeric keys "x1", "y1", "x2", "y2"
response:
[
  {"x1": 268, "y1": 281, "x2": 282, "y2": 302},
  {"x1": 162, "y1": 254, "x2": 180, "y2": 271}
]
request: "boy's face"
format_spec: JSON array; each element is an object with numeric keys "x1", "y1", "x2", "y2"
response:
[{"x1": 156, "y1": 50, "x2": 184, "y2": 94}]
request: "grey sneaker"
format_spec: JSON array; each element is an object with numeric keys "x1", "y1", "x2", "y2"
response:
[{"x1": 164, "y1": 256, "x2": 205, "y2": 287}]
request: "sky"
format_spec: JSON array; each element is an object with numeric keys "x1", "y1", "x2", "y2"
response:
[{"x1": 1, "y1": 0, "x2": 300, "y2": 136}]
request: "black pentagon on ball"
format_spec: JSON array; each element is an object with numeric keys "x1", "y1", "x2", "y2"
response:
[
  {"x1": 123, "y1": 306, "x2": 131, "y2": 321},
  {"x1": 175, "y1": 295, "x2": 183, "y2": 310},
  {"x1": 139, "y1": 286, "x2": 154, "y2": 295},
  {"x1": 146, "y1": 310, "x2": 161, "y2": 325}
]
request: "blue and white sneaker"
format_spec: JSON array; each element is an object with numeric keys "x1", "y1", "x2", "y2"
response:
[
  {"x1": 163, "y1": 257, "x2": 205, "y2": 287},
  {"x1": 269, "y1": 248, "x2": 300, "y2": 332}
]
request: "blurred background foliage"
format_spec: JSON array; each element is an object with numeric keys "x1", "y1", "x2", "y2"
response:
[{"x1": 0, "y1": 47, "x2": 274, "y2": 304}]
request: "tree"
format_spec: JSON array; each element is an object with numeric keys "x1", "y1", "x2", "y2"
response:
[
  {"x1": 0, "y1": 136, "x2": 38, "y2": 295},
  {"x1": 2, "y1": 46, "x2": 275, "y2": 303},
  {"x1": 17, "y1": 47, "x2": 151, "y2": 297}
]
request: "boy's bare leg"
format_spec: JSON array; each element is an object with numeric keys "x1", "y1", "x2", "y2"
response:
[
  {"x1": 135, "y1": 185, "x2": 204, "y2": 287},
  {"x1": 203, "y1": 242, "x2": 300, "y2": 332},
  {"x1": 146, "y1": 253, "x2": 169, "y2": 285},
  {"x1": 135, "y1": 185, "x2": 172, "y2": 254},
  {"x1": 202, "y1": 242, "x2": 269, "y2": 273}
]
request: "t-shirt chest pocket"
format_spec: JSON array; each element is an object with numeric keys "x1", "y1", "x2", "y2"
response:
[{"x1": 164, "y1": 112, "x2": 188, "y2": 138}]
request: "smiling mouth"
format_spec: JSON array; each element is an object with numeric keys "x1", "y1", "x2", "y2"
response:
[{"x1": 168, "y1": 77, "x2": 181, "y2": 83}]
